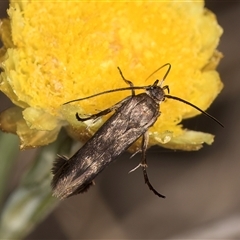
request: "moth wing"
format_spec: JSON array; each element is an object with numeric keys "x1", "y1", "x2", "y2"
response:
[{"x1": 51, "y1": 155, "x2": 94, "y2": 199}]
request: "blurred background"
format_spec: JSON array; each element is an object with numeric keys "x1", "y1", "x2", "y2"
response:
[{"x1": 0, "y1": 1, "x2": 240, "y2": 239}]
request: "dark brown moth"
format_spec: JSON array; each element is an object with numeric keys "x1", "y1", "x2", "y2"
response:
[{"x1": 51, "y1": 63, "x2": 223, "y2": 199}]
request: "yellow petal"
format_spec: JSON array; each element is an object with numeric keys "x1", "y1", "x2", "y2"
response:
[
  {"x1": 0, "y1": 1, "x2": 223, "y2": 150},
  {"x1": 16, "y1": 119, "x2": 61, "y2": 150},
  {"x1": 0, "y1": 106, "x2": 22, "y2": 134},
  {"x1": 22, "y1": 107, "x2": 60, "y2": 131}
]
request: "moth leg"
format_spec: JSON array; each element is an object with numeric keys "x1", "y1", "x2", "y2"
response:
[
  {"x1": 162, "y1": 85, "x2": 170, "y2": 94},
  {"x1": 130, "y1": 148, "x2": 141, "y2": 159},
  {"x1": 140, "y1": 132, "x2": 166, "y2": 198},
  {"x1": 128, "y1": 150, "x2": 142, "y2": 173},
  {"x1": 76, "y1": 96, "x2": 131, "y2": 122},
  {"x1": 76, "y1": 107, "x2": 113, "y2": 122},
  {"x1": 117, "y1": 67, "x2": 135, "y2": 96},
  {"x1": 128, "y1": 163, "x2": 141, "y2": 173}
]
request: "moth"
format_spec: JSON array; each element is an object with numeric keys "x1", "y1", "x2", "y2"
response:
[{"x1": 51, "y1": 63, "x2": 223, "y2": 199}]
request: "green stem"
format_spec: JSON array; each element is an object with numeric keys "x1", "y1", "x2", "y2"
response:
[
  {"x1": 0, "y1": 129, "x2": 73, "y2": 239},
  {"x1": 0, "y1": 132, "x2": 19, "y2": 206}
]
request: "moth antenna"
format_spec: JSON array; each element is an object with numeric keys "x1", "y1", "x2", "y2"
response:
[
  {"x1": 145, "y1": 63, "x2": 171, "y2": 82},
  {"x1": 63, "y1": 86, "x2": 151, "y2": 105},
  {"x1": 165, "y1": 95, "x2": 224, "y2": 127},
  {"x1": 63, "y1": 87, "x2": 135, "y2": 105},
  {"x1": 63, "y1": 63, "x2": 171, "y2": 105}
]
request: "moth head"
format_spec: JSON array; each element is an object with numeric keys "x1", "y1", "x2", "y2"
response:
[{"x1": 146, "y1": 79, "x2": 166, "y2": 103}]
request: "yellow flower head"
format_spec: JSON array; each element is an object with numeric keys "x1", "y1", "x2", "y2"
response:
[{"x1": 0, "y1": 0, "x2": 223, "y2": 150}]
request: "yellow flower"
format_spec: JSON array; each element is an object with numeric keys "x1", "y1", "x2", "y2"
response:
[{"x1": 0, "y1": 0, "x2": 223, "y2": 150}]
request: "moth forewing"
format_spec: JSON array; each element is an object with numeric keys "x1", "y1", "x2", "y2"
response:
[{"x1": 52, "y1": 92, "x2": 163, "y2": 199}]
